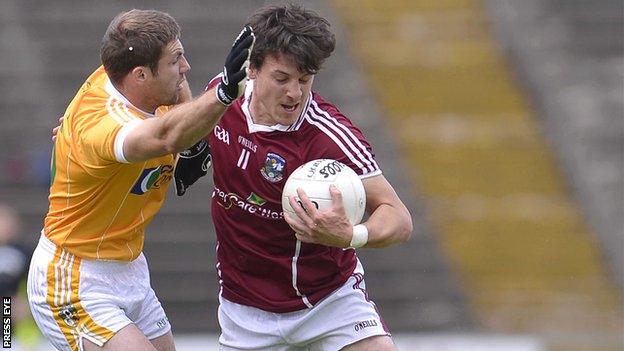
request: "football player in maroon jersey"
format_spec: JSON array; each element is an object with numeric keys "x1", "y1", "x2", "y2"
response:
[{"x1": 191, "y1": 4, "x2": 413, "y2": 350}]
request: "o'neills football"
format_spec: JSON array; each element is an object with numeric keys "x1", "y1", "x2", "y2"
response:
[{"x1": 282, "y1": 159, "x2": 366, "y2": 225}]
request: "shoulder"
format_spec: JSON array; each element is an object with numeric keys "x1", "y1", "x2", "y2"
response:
[
  {"x1": 302, "y1": 93, "x2": 380, "y2": 176},
  {"x1": 308, "y1": 93, "x2": 348, "y2": 121},
  {"x1": 67, "y1": 67, "x2": 134, "y2": 128},
  {"x1": 70, "y1": 98, "x2": 138, "y2": 138},
  {"x1": 304, "y1": 92, "x2": 362, "y2": 138},
  {"x1": 76, "y1": 76, "x2": 144, "y2": 131}
]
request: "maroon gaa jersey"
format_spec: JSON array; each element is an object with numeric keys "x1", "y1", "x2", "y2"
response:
[{"x1": 206, "y1": 77, "x2": 382, "y2": 312}]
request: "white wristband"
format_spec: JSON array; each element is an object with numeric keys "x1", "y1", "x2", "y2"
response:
[{"x1": 349, "y1": 224, "x2": 369, "y2": 249}]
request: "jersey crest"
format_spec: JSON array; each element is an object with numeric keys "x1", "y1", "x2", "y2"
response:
[{"x1": 260, "y1": 152, "x2": 286, "y2": 182}]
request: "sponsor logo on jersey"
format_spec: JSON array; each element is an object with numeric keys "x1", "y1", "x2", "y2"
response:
[
  {"x1": 214, "y1": 125, "x2": 230, "y2": 145},
  {"x1": 131, "y1": 165, "x2": 173, "y2": 195},
  {"x1": 213, "y1": 185, "x2": 283, "y2": 219},
  {"x1": 353, "y1": 319, "x2": 378, "y2": 332},
  {"x1": 238, "y1": 135, "x2": 257, "y2": 152},
  {"x1": 260, "y1": 152, "x2": 286, "y2": 183},
  {"x1": 247, "y1": 192, "x2": 266, "y2": 206}
]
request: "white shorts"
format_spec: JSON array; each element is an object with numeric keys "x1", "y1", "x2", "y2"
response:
[
  {"x1": 218, "y1": 261, "x2": 390, "y2": 351},
  {"x1": 27, "y1": 235, "x2": 170, "y2": 351}
]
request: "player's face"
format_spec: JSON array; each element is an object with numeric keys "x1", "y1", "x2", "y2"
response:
[
  {"x1": 249, "y1": 54, "x2": 314, "y2": 126},
  {"x1": 146, "y1": 39, "x2": 190, "y2": 107}
]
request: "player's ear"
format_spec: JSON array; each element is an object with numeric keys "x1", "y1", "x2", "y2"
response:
[
  {"x1": 130, "y1": 66, "x2": 149, "y2": 83},
  {"x1": 248, "y1": 66, "x2": 258, "y2": 80}
]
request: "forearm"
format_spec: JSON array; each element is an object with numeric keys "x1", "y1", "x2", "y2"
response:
[
  {"x1": 360, "y1": 202, "x2": 412, "y2": 248},
  {"x1": 158, "y1": 87, "x2": 224, "y2": 152},
  {"x1": 124, "y1": 87, "x2": 225, "y2": 162}
]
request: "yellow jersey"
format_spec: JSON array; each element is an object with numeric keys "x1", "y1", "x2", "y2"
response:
[{"x1": 45, "y1": 66, "x2": 174, "y2": 261}]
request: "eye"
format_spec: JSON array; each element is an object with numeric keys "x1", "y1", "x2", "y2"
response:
[
  {"x1": 275, "y1": 77, "x2": 288, "y2": 83},
  {"x1": 172, "y1": 53, "x2": 183, "y2": 64}
]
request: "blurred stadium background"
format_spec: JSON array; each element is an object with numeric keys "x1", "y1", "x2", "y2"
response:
[{"x1": 0, "y1": 0, "x2": 621, "y2": 350}]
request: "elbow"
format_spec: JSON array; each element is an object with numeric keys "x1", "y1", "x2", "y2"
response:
[
  {"x1": 155, "y1": 136, "x2": 181, "y2": 156},
  {"x1": 378, "y1": 205, "x2": 413, "y2": 247},
  {"x1": 399, "y1": 215, "x2": 413, "y2": 243},
  {"x1": 162, "y1": 132, "x2": 191, "y2": 155},
  {"x1": 396, "y1": 207, "x2": 413, "y2": 244},
  {"x1": 159, "y1": 120, "x2": 202, "y2": 154},
  {"x1": 162, "y1": 141, "x2": 179, "y2": 155},
  {"x1": 144, "y1": 127, "x2": 182, "y2": 156}
]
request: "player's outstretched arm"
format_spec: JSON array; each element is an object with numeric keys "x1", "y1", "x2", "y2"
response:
[{"x1": 122, "y1": 26, "x2": 255, "y2": 163}]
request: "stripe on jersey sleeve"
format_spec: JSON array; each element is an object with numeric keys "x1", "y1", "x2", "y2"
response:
[
  {"x1": 306, "y1": 102, "x2": 379, "y2": 175},
  {"x1": 106, "y1": 98, "x2": 130, "y2": 125},
  {"x1": 305, "y1": 113, "x2": 368, "y2": 174},
  {"x1": 105, "y1": 97, "x2": 143, "y2": 163},
  {"x1": 309, "y1": 100, "x2": 379, "y2": 173},
  {"x1": 113, "y1": 119, "x2": 142, "y2": 163}
]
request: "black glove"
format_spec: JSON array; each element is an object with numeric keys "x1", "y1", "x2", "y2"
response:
[
  {"x1": 216, "y1": 25, "x2": 255, "y2": 106},
  {"x1": 174, "y1": 139, "x2": 212, "y2": 196}
]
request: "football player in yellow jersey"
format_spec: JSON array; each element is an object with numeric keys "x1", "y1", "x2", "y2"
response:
[{"x1": 27, "y1": 9, "x2": 254, "y2": 351}]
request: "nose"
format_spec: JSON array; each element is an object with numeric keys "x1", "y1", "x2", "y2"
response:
[
  {"x1": 180, "y1": 55, "x2": 191, "y2": 73},
  {"x1": 286, "y1": 81, "x2": 302, "y2": 101}
]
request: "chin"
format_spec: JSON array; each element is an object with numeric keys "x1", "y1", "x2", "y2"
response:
[
  {"x1": 278, "y1": 111, "x2": 302, "y2": 125},
  {"x1": 281, "y1": 117, "x2": 299, "y2": 126}
]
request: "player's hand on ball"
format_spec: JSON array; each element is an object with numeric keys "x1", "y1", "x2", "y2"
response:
[{"x1": 284, "y1": 185, "x2": 353, "y2": 248}]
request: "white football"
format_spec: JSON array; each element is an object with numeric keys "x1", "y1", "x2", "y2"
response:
[{"x1": 282, "y1": 159, "x2": 366, "y2": 225}]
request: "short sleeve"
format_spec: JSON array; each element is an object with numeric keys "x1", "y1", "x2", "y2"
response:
[
  {"x1": 71, "y1": 107, "x2": 144, "y2": 177},
  {"x1": 76, "y1": 113, "x2": 123, "y2": 165},
  {"x1": 308, "y1": 98, "x2": 382, "y2": 179}
]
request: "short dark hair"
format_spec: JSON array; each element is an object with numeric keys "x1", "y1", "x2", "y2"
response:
[
  {"x1": 101, "y1": 9, "x2": 180, "y2": 85},
  {"x1": 246, "y1": 4, "x2": 336, "y2": 74}
]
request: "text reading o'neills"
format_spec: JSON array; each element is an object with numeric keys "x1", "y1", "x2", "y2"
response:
[{"x1": 2, "y1": 297, "x2": 10, "y2": 349}]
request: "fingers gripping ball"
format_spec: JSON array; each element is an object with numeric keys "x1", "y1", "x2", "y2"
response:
[{"x1": 282, "y1": 159, "x2": 366, "y2": 225}]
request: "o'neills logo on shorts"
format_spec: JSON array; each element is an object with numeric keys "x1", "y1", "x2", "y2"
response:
[
  {"x1": 354, "y1": 319, "x2": 378, "y2": 332},
  {"x1": 156, "y1": 317, "x2": 169, "y2": 329}
]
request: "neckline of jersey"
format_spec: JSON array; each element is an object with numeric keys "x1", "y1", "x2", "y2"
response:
[{"x1": 104, "y1": 79, "x2": 156, "y2": 119}]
